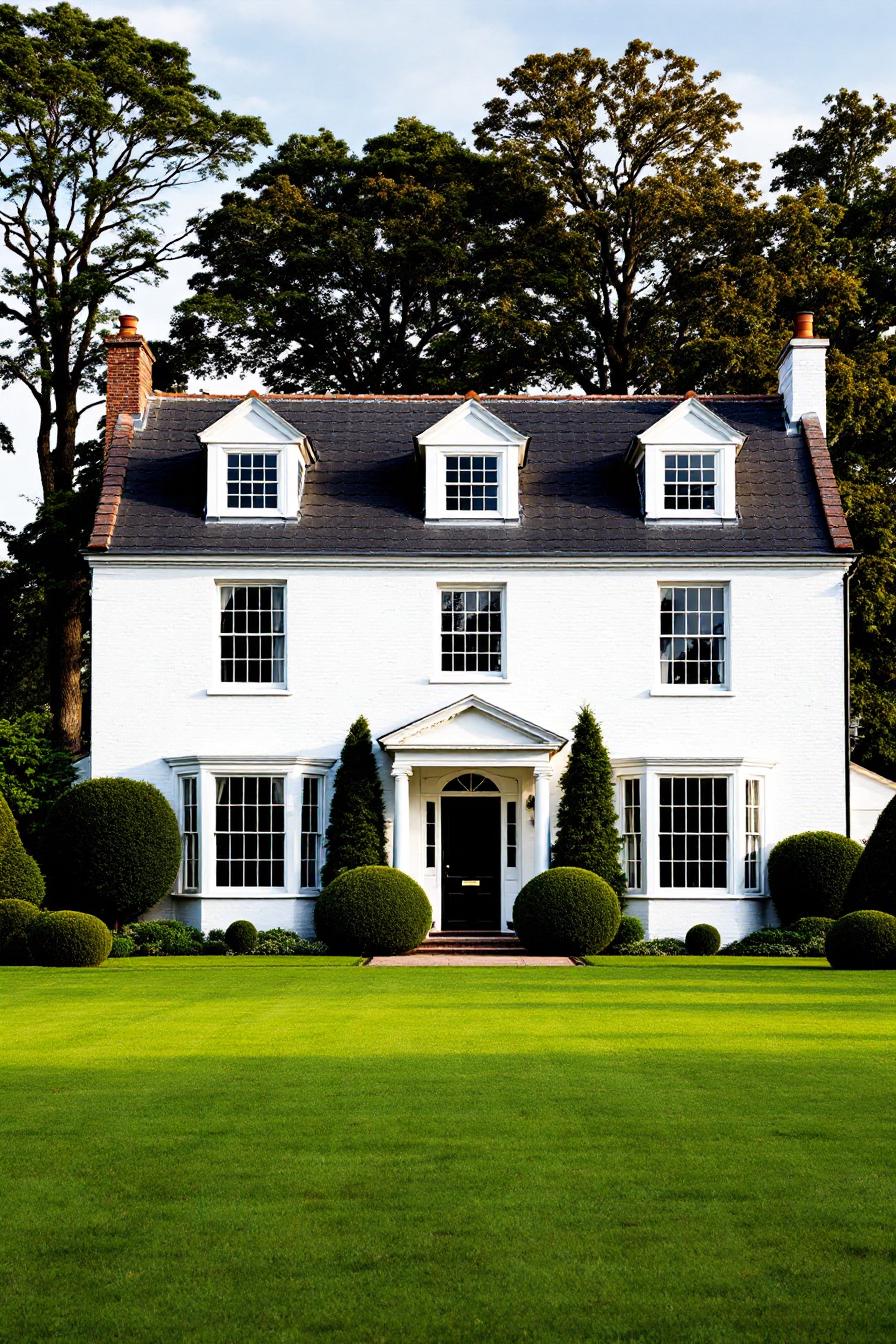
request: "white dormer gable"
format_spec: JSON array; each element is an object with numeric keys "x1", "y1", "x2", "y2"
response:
[
  {"x1": 199, "y1": 395, "x2": 316, "y2": 522},
  {"x1": 415, "y1": 397, "x2": 529, "y2": 524},
  {"x1": 627, "y1": 397, "x2": 745, "y2": 523}
]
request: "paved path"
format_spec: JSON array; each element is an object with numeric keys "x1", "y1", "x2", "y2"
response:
[{"x1": 367, "y1": 954, "x2": 577, "y2": 967}]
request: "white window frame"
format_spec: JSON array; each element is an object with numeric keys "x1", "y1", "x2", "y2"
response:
[
  {"x1": 618, "y1": 775, "x2": 644, "y2": 894},
  {"x1": 743, "y1": 776, "x2": 765, "y2": 895},
  {"x1": 416, "y1": 398, "x2": 527, "y2": 525},
  {"x1": 653, "y1": 581, "x2": 732, "y2": 696},
  {"x1": 209, "y1": 579, "x2": 290, "y2": 696},
  {"x1": 659, "y1": 450, "x2": 720, "y2": 516},
  {"x1": 626, "y1": 398, "x2": 744, "y2": 524},
  {"x1": 200, "y1": 396, "x2": 315, "y2": 523},
  {"x1": 439, "y1": 450, "x2": 505, "y2": 518},
  {"x1": 299, "y1": 773, "x2": 326, "y2": 893},
  {"x1": 213, "y1": 773, "x2": 288, "y2": 892},
  {"x1": 176, "y1": 772, "x2": 200, "y2": 894},
  {"x1": 222, "y1": 447, "x2": 285, "y2": 518},
  {"x1": 432, "y1": 582, "x2": 508, "y2": 683},
  {"x1": 614, "y1": 760, "x2": 772, "y2": 899}
]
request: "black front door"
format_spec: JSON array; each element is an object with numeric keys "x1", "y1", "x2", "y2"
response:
[{"x1": 441, "y1": 796, "x2": 501, "y2": 929}]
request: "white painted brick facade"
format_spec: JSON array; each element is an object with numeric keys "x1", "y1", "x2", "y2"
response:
[{"x1": 89, "y1": 556, "x2": 849, "y2": 944}]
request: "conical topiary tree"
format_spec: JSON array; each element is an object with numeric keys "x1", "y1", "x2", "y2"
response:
[
  {"x1": 843, "y1": 793, "x2": 896, "y2": 915},
  {"x1": 0, "y1": 791, "x2": 45, "y2": 906},
  {"x1": 321, "y1": 716, "x2": 387, "y2": 886},
  {"x1": 551, "y1": 706, "x2": 627, "y2": 900}
]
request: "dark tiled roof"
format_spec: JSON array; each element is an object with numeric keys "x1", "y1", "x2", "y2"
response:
[{"x1": 102, "y1": 393, "x2": 843, "y2": 557}]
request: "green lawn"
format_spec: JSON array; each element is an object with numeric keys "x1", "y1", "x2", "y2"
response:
[{"x1": 1, "y1": 959, "x2": 893, "y2": 1343}]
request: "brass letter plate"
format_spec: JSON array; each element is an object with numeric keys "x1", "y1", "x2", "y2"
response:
[{"x1": 461, "y1": 880, "x2": 480, "y2": 887}]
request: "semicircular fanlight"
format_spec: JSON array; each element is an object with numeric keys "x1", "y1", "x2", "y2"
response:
[{"x1": 443, "y1": 773, "x2": 499, "y2": 793}]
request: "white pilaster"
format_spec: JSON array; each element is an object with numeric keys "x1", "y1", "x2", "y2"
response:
[
  {"x1": 533, "y1": 766, "x2": 552, "y2": 874},
  {"x1": 391, "y1": 764, "x2": 413, "y2": 872}
]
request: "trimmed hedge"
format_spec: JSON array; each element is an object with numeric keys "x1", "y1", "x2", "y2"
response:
[
  {"x1": 685, "y1": 923, "x2": 721, "y2": 955},
  {"x1": 0, "y1": 844, "x2": 44, "y2": 906},
  {"x1": 825, "y1": 910, "x2": 896, "y2": 970},
  {"x1": 109, "y1": 934, "x2": 136, "y2": 958},
  {"x1": 608, "y1": 914, "x2": 645, "y2": 952},
  {"x1": 124, "y1": 920, "x2": 203, "y2": 956},
  {"x1": 43, "y1": 778, "x2": 181, "y2": 924},
  {"x1": 253, "y1": 927, "x2": 329, "y2": 956},
  {"x1": 843, "y1": 794, "x2": 896, "y2": 916},
  {"x1": 28, "y1": 910, "x2": 112, "y2": 967},
  {"x1": 225, "y1": 920, "x2": 258, "y2": 954},
  {"x1": 0, "y1": 898, "x2": 42, "y2": 963},
  {"x1": 513, "y1": 867, "x2": 620, "y2": 956},
  {"x1": 625, "y1": 938, "x2": 687, "y2": 956},
  {"x1": 768, "y1": 831, "x2": 862, "y2": 923},
  {"x1": 314, "y1": 866, "x2": 432, "y2": 955}
]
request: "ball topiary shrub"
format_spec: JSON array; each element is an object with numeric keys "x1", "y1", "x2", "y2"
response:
[
  {"x1": 825, "y1": 910, "x2": 896, "y2": 970},
  {"x1": 0, "y1": 844, "x2": 45, "y2": 906},
  {"x1": 513, "y1": 867, "x2": 620, "y2": 955},
  {"x1": 314, "y1": 866, "x2": 432, "y2": 955},
  {"x1": 685, "y1": 923, "x2": 721, "y2": 955},
  {"x1": 43, "y1": 778, "x2": 181, "y2": 925},
  {"x1": 28, "y1": 910, "x2": 112, "y2": 967},
  {"x1": 607, "y1": 913, "x2": 645, "y2": 952},
  {"x1": 109, "y1": 934, "x2": 135, "y2": 958},
  {"x1": 225, "y1": 920, "x2": 258, "y2": 954},
  {"x1": 767, "y1": 831, "x2": 862, "y2": 924},
  {"x1": 843, "y1": 794, "x2": 896, "y2": 916},
  {"x1": 0, "y1": 898, "x2": 42, "y2": 963}
]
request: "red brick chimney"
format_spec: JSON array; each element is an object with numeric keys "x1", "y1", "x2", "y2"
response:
[{"x1": 105, "y1": 313, "x2": 154, "y2": 447}]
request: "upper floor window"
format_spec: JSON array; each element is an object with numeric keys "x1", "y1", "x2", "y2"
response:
[
  {"x1": 659, "y1": 585, "x2": 728, "y2": 688},
  {"x1": 220, "y1": 584, "x2": 285, "y2": 686},
  {"x1": 226, "y1": 451, "x2": 279, "y2": 511},
  {"x1": 663, "y1": 452, "x2": 718, "y2": 512},
  {"x1": 440, "y1": 587, "x2": 504, "y2": 676},
  {"x1": 445, "y1": 455, "x2": 500, "y2": 513}
]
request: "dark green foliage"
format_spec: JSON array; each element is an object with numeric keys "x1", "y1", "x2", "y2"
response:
[
  {"x1": 314, "y1": 866, "x2": 432, "y2": 955},
  {"x1": 253, "y1": 928, "x2": 329, "y2": 956},
  {"x1": 513, "y1": 867, "x2": 620, "y2": 955},
  {"x1": 225, "y1": 921, "x2": 258, "y2": 954},
  {"x1": 789, "y1": 916, "x2": 836, "y2": 955},
  {"x1": 43, "y1": 778, "x2": 181, "y2": 924},
  {"x1": 0, "y1": 711, "x2": 75, "y2": 831},
  {"x1": 208, "y1": 929, "x2": 225, "y2": 942},
  {"x1": 624, "y1": 938, "x2": 687, "y2": 957},
  {"x1": 826, "y1": 910, "x2": 896, "y2": 970},
  {"x1": 720, "y1": 926, "x2": 828, "y2": 957},
  {"x1": 0, "y1": 897, "x2": 41, "y2": 963},
  {"x1": 551, "y1": 707, "x2": 627, "y2": 899},
  {"x1": 685, "y1": 924, "x2": 721, "y2": 955},
  {"x1": 768, "y1": 831, "x2": 863, "y2": 923},
  {"x1": 843, "y1": 794, "x2": 896, "y2": 915},
  {"x1": 0, "y1": 838, "x2": 44, "y2": 905},
  {"x1": 321, "y1": 718, "x2": 386, "y2": 886},
  {"x1": 109, "y1": 934, "x2": 135, "y2": 958},
  {"x1": 203, "y1": 940, "x2": 230, "y2": 956},
  {"x1": 607, "y1": 914, "x2": 645, "y2": 952},
  {"x1": 123, "y1": 920, "x2": 203, "y2": 956},
  {"x1": 28, "y1": 910, "x2": 112, "y2": 967}
]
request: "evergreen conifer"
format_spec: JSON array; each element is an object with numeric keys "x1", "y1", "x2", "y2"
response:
[
  {"x1": 551, "y1": 706, "x2": 627, "y2": 899},
  {"x1": 321, "y1": 717, "x2": 387, "y2": 886}
]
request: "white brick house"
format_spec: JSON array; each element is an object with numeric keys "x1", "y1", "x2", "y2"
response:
[{"x1": 87, "y1": 314, "x2": 854, "y2": 943}]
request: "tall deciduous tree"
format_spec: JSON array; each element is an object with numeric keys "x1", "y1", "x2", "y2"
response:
[
  {"x1": 321, "y1": 717, "x2": 387, "y2": 887},
  {"x1": 552, "y1": 706, "x2": 626, "y2": 899},
  {"x1": 474, "y1": 41, "x2": 773, "y2": 394},
  {"x1": 0, "y1": 3, "x2": 268, "y2": 750},
  {"x1": 171, "y1": 116, "x2": 562, "y2": 393}
]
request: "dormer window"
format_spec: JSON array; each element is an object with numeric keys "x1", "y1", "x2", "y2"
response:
[
  {"x1": 416, "y1": 397, "x2": 529, "y2": 525},
  {"x1": 626, "y1": 398, "x2": 745, "y2": 524},
  {"x1": 198, "y1": 395, "x2": 316, "y2": 522}
]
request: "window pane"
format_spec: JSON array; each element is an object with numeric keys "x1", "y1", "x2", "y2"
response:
[
  {"x1": 506, "y1": 800, "x2": 517, "y2": 869},
  {"x1": 179, "y1": 775, "x2": 200, "y2": 893},
  {"x1": 426, "y1": 801, "x2": 437, "y2": 869},
  {"x1": 300, "y1": 776, "x2": 321, "y2": 889},
  {"x1": 215, "y1": 775, "x2": 285, "y2": 888},
  {"x1": 744, "y1": 777, "x2": 762, "y2": 892},
  {"x1": 663, "y1": 452, "x2": 717, "y2": 510},
  {"x1": 226, "y1": 451, "x2": 279, "y2": 509},
  {"x1": 658, "y1": 776, "x2": 728, "y2": 888},
  {"x1": 660, "y1": 586, "x2": 727, "y2": 686},
  {"x1": 220, "y1": 585, "x2": 286, "y2": 685},
  {"x1": 621, "y1": 778, "x2": 642, "y2": 891},
  {"x1": 445, "y1": 455, "x2": 500, "y2": 512},
  {"x1": 440, "y1": 589, "x2": 503, "y2": 674}
]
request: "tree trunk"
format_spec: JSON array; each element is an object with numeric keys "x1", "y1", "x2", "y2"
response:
[{"x1": 47, "y1": 566, "x2": 85, "y2": 755}]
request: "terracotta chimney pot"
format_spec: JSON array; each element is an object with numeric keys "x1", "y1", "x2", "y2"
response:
[
  {"x1": 105, "y1": 312, "x2": 154, "y2": 448},
  {"x1": 794, "y1": 311, "x2": 815, "y2": 339},
  {"x1": 118, "y1": 313, "x2": 140, "y2": 335},
  {"x1": 464, "y1": 390, "x2": 479, "y2": 400}
]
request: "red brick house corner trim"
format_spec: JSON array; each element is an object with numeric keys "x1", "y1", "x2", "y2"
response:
[
  {"x1": 800, "y1": 414, "x2": 854, "y2": 552},
  {"x1": 88, "y1": 412, "x2": 135, "y2": 550}
]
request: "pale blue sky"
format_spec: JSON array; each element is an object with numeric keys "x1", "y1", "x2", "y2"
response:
[{"x1": 2, "y1": 0, "x2": 895, "y2": 530}]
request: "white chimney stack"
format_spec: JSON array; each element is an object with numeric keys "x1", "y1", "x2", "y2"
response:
[{"x1": 778, "y1": 311, "x2": 829, "y2": 436}]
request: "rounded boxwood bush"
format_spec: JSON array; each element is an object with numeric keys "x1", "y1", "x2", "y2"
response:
[
  {"x1": 43, "y1": 778, "x2": 181, "y2": 925},
  {"x1": 28, "y1": 910, "x2": 112, "y2": 967},
  {"x1": 0, "y1": 844, "x2": 44, "y2": 906},
  {"x1": 0, "y1": 898, "x2": 42, "y2": 963},
  {"x1": 685, "y1": 923, "x2": 721, "y2": 955},
  {"x1": 768, "y1": 831, "x2": 862, "y2": 923},
  {"x1": 608, "y1": 913, "x2": 645, "y2": 952},
  {"x1": 843, "y1": 794, "x2": 896, "y2": 916},
  {"x1": 314, "y1": 866, "x2": 432, "y2": 955},
  {"x1": 109, "y1": 934, "x2": 135, "y2": 958},
  {"x1": 513, "y1": 867, "x2": 620, "y2": 956},
  {"x1": 825, "y1": 910, "x2": 896, "y2": 970},
  {"x1": 225, "y1": 920, "x2": 258, "y2": 954}
]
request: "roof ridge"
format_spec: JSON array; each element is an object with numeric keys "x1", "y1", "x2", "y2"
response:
[{"x1": 148, "y1": 391, "x2": 782, "y2": 403}]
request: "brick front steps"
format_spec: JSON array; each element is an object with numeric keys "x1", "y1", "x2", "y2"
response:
[{"x1": 412, "y1": 931, "x2": 526, "y2": 956}]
